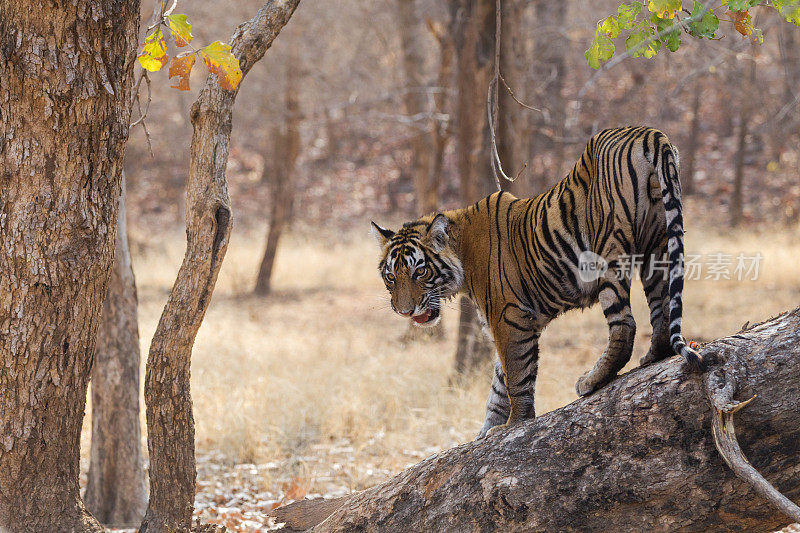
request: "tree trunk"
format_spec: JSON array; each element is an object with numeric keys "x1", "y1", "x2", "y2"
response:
[
  {"x1": 529, "y1": 0, "x2": 567, "y2": 192},
  {"x1": 450, "y1": 0, "x2": 497, "y2": 373},
  {"x1": 397, "y1": 0, "x2": 434, "y2": 215},
  {"x1": 254, "y1": 56, "x2": 301, "y2": 296},
  {"x1": 682, "y1": 87, "x2": 702, "y2": 196},
  {"x1": 453, "y1": 297, "x2": 494, "y2": 375},
  {"x1": 731, "y1": 50, "x2": 756, "y2": 228},
  {"x1": 428, "y1": 18, "x2": 454, "y2": 214},
  {"x1": 274, "y1": 308, "x2": 800, "y2": 532},
  {"x1": 140, "y1": 2, "x2": 300, "y2": 531},
  {"x1": 85, "y1": 178, "x2": 148, "y2": 527},
  {"x1": 0, "y1": 1, "x2": 140, "y2": 531},
  {"x1": 497, "y1": 0, "x2": 529, "y2": 197}
]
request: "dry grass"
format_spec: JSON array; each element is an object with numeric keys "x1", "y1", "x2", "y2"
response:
[{"x1": 81, "y1": 213, "x2": 800, "y2": 500}]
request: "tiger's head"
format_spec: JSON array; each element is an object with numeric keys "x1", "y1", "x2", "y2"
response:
[{"x1": 371, "y1": 214, "x2": 464, "y2": 327}]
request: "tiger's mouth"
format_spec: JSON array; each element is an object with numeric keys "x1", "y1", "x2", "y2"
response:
[{"x1": 412, "y1": 307, "x2": 441, "y2": 326}]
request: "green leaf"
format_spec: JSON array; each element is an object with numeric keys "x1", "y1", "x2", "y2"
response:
[
  {"x1": 166, "y1": 13, "x2": 193, "y2": 48},
  {"x1": 617, "y1": 1, "x2": 643, "y2": 29},
  {"x1": 626, "y1": 21, "x2": 661, "y2": 58},
  {"x1": 650, "y1": 14, "x2": 681, "y2": 51},
  {"x1": 773, "y1": 0, "x2": 800, "y2": 24},
  {"x1": 200, "y1": 41, "x2": 243, "y2": 91},
  {"x1": 647, "y1": 0, "x2": 682, "y2": 18},
  {"x1": 585, "y1": 26, "x2": 615, "y2": 69},
  {"x1": 138, "y1": 27, "x2": 168, "y2": 72},
  {"x1": 601, "y1": 16, "x2": 621, "y2": 38},
  {"x1": 687, "y1": 1, "x2": 719, "y2": 39}
]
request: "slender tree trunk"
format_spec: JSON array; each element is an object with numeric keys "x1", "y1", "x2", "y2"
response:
[
  {"x1": 682, "y1": 87, "x2": 702, "y2": 196},
  {"x1": 450, "y1": 0, "x2": 496, "y2": 373},
  {"x1": 497, "y1": 0, "x2": 529, "y2": 197},
  {"x1": 731, "y1": 51, "x2": 756, "y2": 228},
  {"x1": 85, "y1": 178, "x2": 148, "y2": 527},
  {"x1": 0, "y1": 1, "x2": 140, "y2": 531},
  {"x1": 397, "y1": 0, "x2": 434, "y2": 215},
  {"x1": 255, "y1": 57, "x2": 301, "y2": 296},
  {"x1": 453, "y1": 297, "x2": 494, "y2": 375},
  {"x1": 529, "y1": 0, "x2": 567, "y2": 192},
  {"x1": 140, "y1": 3, "x2": 300, "y2": 531},
  {"x1": 428, "y1": 20, "x2": 453, "y2": 214},
  {"x1": 275, "y1": 308, "x2": 800, "y2": 532}
]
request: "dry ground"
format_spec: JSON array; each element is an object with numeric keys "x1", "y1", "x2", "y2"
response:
[{"x1": 80, "y1": 208, "x2": 800, "y2": 531}]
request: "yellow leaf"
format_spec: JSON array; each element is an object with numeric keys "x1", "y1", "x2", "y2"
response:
[
  {"x1": 166, "y1": 14, "x2": 193, "y2": 48},
  {"x1": 731, "y1": 9, "x2": 753, "y2": 36},
  {"x1": 200, "y1": 41, "x2": 243, "y2": 91},
  {"x1": 169, "y1": 54, "x2": 196, "y2": 91},
  {"x1": 138, "y1": 28, "x2": 168, "y2": 72}
]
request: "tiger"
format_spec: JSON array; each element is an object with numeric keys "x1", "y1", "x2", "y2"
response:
[{"x1": 371, "y1": 126, "x2": 704, "y2": 437}]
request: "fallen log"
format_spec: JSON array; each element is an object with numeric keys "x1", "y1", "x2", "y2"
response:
[{"x1": 272, "y1": 308, "x2": 800, "y2": 532}]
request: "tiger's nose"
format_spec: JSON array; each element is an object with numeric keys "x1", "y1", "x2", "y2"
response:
[{"x1": 394, "y1": 304, "x2": 414, "y2": 316}]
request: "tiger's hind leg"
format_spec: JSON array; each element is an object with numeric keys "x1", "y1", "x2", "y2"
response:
[
  {"x1": 477, "y1": 358, "x2": 510, "y2": 438},
  {"x1": 576, "y1": 273, "x2": 636, "y2": 396},
  {"x1": 640, "y1": 251, "x2": 673, "y2": 366}
]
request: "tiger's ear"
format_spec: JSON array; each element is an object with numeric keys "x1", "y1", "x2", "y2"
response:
[
  {"x1": 370, "y1": 221, "x2": 395, "y2": 246},
  {"x1": 426, "y1": 214, "x2": 449, "y2": 252}
]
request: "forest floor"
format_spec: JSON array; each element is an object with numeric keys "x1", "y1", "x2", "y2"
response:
[{"x1": 80, "y1": 207, "x2": 800, "y2": 532}]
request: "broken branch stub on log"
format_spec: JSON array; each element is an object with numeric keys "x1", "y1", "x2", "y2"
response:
[{"x1": 272, "y1": 308, "x2": 800, "y2": 532}]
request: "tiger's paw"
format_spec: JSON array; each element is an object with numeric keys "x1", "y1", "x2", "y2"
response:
[
  {"x1": 575, "y1": 372, "x2": 601, "y2": 397},
  {"x1": 485, "y1": 423, "x2": 509, "y2": 437}
]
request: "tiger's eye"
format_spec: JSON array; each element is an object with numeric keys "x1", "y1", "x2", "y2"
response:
[
  {"x1": 415, "y1": 266, "x2": 427, "y2": 277},
  {"x1": 386, "y1": 272, "x2": 395, "y2": 283}
]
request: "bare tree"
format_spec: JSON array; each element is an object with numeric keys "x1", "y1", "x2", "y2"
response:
[
  {"x1": 0, "y1": 0, "x2": 140, "y2": 530},
  {"x1": 85, "y1": 178, "x2": 148, "y2": 527},
  {"x1": 255, "y1": 54, "x2": 302, "y2": 296},
  {"x1": 140, "y1": 2, "x2": 300, "y2": 531},
  {"x1": 273, "y1": 308, "x2": 800, "y2": 532}
]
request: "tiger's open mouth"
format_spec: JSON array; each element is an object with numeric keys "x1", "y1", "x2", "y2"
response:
[{"x1": 412, "y1": 307, "x2": 440, "y2": 325}]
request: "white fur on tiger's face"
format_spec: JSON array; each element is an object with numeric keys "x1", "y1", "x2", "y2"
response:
[{"x1": 371, "y1": 215, "x2": 463, "y2": 328}]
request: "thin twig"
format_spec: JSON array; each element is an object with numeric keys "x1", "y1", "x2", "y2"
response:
[{"x1": 499, "y1": 74, "x2": 543, "y2": 114}]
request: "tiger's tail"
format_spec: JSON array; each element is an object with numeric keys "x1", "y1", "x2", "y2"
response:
[{"x1": 654, "y1": 135, "x2": 704, "y2": 370}]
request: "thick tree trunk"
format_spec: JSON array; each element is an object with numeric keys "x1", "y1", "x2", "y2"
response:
[
  {"x1": 255, "y1": 57, "x2": 301, "y2": 297},
  {"x1": 0, "y1": 1, "x2": 139, "y2": 531},
  {"x1": 140, "y1": 2, "x2": 300, "y2": 531},
  {"x1": 274, "y1": 308, "x2": 800, "y2": 532},
  {"x1": 450, "y1": 0, "x2": 497, "y2": 373},
  {"x1": 85, "y1": 179, "x2": 148, "y2": 526}
]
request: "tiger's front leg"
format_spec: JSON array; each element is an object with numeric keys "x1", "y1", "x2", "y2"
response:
[{"x1": 483, "y1": 314, "x2": 540, "y2": 436}]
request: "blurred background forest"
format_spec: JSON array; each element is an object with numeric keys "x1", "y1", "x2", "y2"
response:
[{"x1": 90, "y1": 0, "x2": 800, "y2": 530}]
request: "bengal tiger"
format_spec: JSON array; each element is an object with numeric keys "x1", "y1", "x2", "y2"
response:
[{"x1": 371, "y1": 126, "x2": 703, "y2": 437}]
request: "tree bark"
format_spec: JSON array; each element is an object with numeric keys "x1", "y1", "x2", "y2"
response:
[
  {"x1": 273, "y1": 308, "x2": 800, "y2": 532},
  {"x1": 0, "y1": 1, "x2": 139, "y2": 531},
  {"x1": 140, "y1": 2, "x2": 300, "y2": 531},
  {"x1": 450, "y1": 0, "x2": 497, "y2": 374},
  {"x1": 254, "y1": 56, "x2": 301, "y2": 296},
  {"x1": 85, "y1": 178, "x2": 148, "y2": 527}
]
